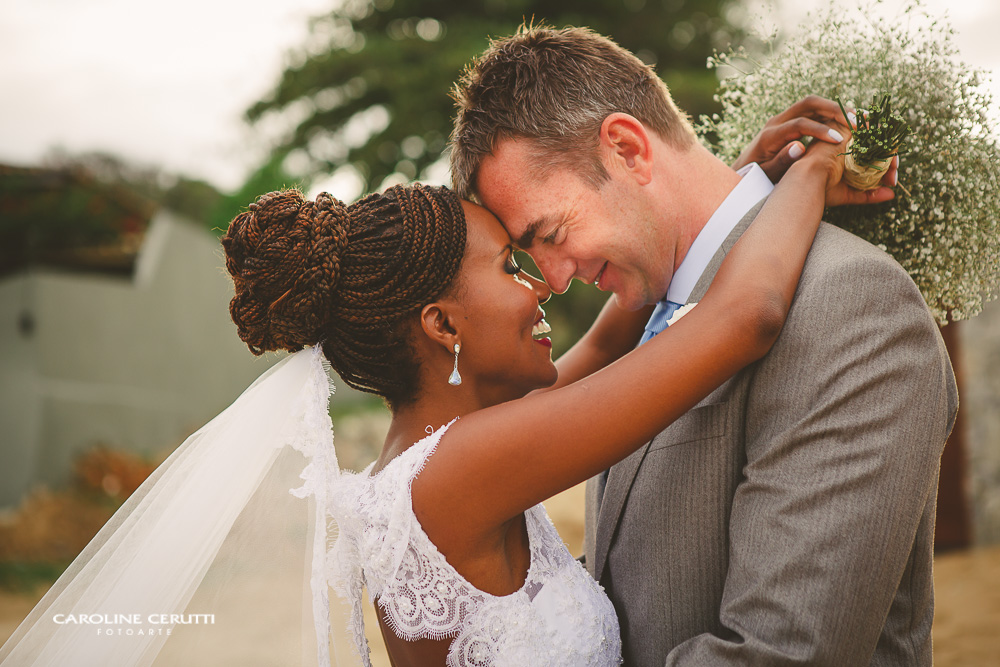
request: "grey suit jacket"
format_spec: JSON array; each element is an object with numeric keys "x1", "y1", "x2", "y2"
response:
[{"x1": 584, "y1": 204, "x2": 959, "y2": 666}]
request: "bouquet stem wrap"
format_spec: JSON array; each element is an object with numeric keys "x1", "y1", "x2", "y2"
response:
[{"x1": 843, "y1": 138, "x2": 894, "y2": 191}]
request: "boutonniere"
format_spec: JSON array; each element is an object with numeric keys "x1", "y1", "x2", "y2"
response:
[{"x1": 667, "y1": 302, "x2": 697, "y2": 327}]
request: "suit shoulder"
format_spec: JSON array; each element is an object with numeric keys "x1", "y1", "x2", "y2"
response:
[
  {"x1": 767, "y1": 225, "x2": 954, "y2": 393},
  {"x1": 808, "y1": 222, "x2": 900, "y2": 267},
  {"x1": 788, "y1": 223, "x2": 942, "y2": 335},
  {"x1": 802, "y1": 222, "x2": 913, "y2": 287}
]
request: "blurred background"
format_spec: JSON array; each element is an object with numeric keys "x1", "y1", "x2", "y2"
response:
[{"x1": 1, "y1": 0, "x2": 998, "y2": 664}]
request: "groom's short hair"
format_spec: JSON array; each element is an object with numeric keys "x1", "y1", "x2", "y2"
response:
[{"x1": 450, "y1": 24, "x2": 696, "y2": 200}]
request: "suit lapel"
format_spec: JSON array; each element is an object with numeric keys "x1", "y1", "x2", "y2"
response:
[
  {"x1": 688, "y1": 198, "x2": 766, "y2": 302},
  {"x1": 591, "y1": 196, "x2": 767, "y2": 583},
  {"x1": 594, "y1": 441, "x2": 651, "y2": 581}
]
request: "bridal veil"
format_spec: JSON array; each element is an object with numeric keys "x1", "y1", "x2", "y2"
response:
[{"x1": 0, "y1": 346, "x2": 364, "y2": 666}]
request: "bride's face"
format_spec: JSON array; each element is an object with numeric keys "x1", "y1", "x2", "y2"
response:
[{"x1": 449, "y1": 201, "x2": 557, "y2": 400}]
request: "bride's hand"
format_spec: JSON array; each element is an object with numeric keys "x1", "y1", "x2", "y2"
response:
[
  {"x1": 732, "y1": 95, "x2": 855, "y2": 181},
  {"x1": 797, "y1": 121, "x2": 898, "y2": 207}
]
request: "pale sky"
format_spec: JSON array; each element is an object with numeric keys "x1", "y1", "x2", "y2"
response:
[
  {"x1": 1, "y1": 0, "x2": 997, "y2": 201},
  {"x1": 0, "y1": 0, "x2": 331, "y2": 191}
]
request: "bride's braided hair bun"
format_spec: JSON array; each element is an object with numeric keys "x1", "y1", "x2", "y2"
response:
[{"x1": 222, "y1": 184, "x2": 466, "y2": 406}]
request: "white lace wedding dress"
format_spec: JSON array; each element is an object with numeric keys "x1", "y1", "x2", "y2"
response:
[
  {"x1": 0, "y1": 349, "x2": 620, "y2": 667},
  {"x1": 326, "y1": 420, "x2": 623, "y2": 667}
]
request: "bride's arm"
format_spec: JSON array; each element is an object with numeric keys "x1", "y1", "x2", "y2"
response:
[{"x1": 415, "y1": 138, "x2": 878, "y2": 535}]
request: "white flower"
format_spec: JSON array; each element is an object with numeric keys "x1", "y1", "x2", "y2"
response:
[
  {"x1": 697, "y1": 0, "x2": 1000, "y2": 323},
  {"x1": 667, "y1": 302, "x2": 698, "y2": 327}
]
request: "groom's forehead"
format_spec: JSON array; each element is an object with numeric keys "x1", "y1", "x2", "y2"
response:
[
  {"x1": 477, "y1": 188, "x2": 562, "y2": 251},
  {"x1": 476, "y1": 142, "x2": 579, "y2": 234}
]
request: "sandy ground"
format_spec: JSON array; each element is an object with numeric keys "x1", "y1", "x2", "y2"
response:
[{"x1": 3, "y1": 483, "x2": 999, "y2": 665}]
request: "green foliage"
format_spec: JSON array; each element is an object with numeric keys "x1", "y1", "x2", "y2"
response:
[
  {"x1": 207, "y1": 154, "x2": 311, "y2": 235},
  {"x1": 0, "y1": 156, "x2": 157, "y2": 274},
  {"x1": 838, "y1": 94, "x2": 911, "y2": 165},
  {"x1": 1, "y1": 151, "x2": 235, "y2": 278},
  {"x1": 248, "y1": 0, "x2": 746, "y2": 195},
  {"x1": 162, "y1": 177, "x2": 226, "y2": 227},
  {"x1": 38, "y1": 151, "x2": 226, "y2": 227},
  {"x1": 0, "y1": 561, "x2": 69, "y2": 592}
]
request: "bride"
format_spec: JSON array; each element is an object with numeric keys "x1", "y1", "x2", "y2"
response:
[{"x1": 0, "y1": 115, "x2": 887, "y2": 666}]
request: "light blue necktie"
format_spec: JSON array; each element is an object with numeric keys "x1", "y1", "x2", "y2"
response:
[{"x1": 638, "y1": 299, "x2": 684, "y2": 346}]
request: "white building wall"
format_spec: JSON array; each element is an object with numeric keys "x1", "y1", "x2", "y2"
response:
[
  {"x1": 0, "y1": 275, "x2": 44, "y2": 502},
  {"x1": 0, "y1": 212, "x2": 279, "y2": 506}
]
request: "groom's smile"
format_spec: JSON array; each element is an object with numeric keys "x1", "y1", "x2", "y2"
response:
[{"x1": 593, "y1": 262, "x2": 609, "y2": 287}]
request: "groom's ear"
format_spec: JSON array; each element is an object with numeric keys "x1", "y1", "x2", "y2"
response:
[{"x1": 600, "y1": 113, "x2": 653, "y2": 185}]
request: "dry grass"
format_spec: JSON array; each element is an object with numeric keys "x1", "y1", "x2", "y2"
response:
[{"x1": 0, "y1": 446, "x2": 156, "y2": 567}]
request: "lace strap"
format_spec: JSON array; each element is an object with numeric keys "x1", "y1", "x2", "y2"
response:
[
  {"x1": 365, "y1": 419, "x2": 459, "y2": 593},
  {"x1": 321, "y1": 419, "x2": 461, "y2": 662}
]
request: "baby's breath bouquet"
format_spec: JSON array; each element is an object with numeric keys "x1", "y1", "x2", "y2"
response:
[{"x1": 699, "y1": 0, "x2": 1000, "y2": 323}]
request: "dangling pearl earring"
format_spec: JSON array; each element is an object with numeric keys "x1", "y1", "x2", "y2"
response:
[{"x1": 448, "y1": 343, "x2": 462, "y2": 386}]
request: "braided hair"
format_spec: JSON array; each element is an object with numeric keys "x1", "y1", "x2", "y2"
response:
[{"x1": 221, "y1": 184, "x2": 467, "y2": 408}]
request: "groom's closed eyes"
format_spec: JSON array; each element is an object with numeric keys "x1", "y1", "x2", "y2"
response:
[{"x1": 514, "y1": 215, "x2": 562, "y2": 249}]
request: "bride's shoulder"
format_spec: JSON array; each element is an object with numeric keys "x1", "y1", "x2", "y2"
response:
[
  {"x1": 336, "y1": 418, "x2": 459, "y2": 516},
  {"x1": 371, "y1": 418, "x2": 460, "y2": 483}
]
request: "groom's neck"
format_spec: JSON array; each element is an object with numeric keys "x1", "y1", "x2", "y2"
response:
[{"x1": 665, "y1": 146, "x2": 742, "y2": 273}]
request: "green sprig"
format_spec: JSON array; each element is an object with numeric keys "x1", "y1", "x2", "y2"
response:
[{"x1": 838, "y1": 94, "x2": 912, "y2": 166}]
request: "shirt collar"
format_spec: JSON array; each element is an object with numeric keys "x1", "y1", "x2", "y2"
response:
[{"x1": 665, "y1": 162, "x2": 774, "y2": 304}]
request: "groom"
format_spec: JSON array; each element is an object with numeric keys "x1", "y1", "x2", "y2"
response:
[{"x1": 450, "y1": 26, "x2": 958, "y2": 666}]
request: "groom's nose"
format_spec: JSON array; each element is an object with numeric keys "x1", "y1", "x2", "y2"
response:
[{"x1": 533, "y1": 253, "x2": 575, "y2": 294}]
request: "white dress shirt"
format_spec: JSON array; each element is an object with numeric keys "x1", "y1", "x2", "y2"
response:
[{"x1": 665, "y1": 162, "x2": 775, "y2": 304}]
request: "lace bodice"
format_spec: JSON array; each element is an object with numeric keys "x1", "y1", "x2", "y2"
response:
[{"x1": 326, "y1": 420, "x2": 622, "y2": 667}]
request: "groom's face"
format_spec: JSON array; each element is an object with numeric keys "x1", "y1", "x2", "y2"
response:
[{"x1": 475, "y1": 138, "x2": 673, "y2": 311}]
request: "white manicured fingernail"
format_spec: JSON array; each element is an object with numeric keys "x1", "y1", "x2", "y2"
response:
[
  {"x1": 847, "y1": 112, "x2": 857, "y2": 126},
  {"x1": 828, "y1": 129, "x2": 844, "y2": 142},
  {"x1": 891, "y1": 171, "x2": 898, "y2": 186},
  {"x1": 789, "y1": 143, "x2": 804, "y2": 159}
]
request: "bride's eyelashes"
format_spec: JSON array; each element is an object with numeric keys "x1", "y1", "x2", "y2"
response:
[
  {"x1": 504, "y1": 251, "x2": 523, "y2": 276},
  {"x1": 505, "y1": 251, "x2": 537, "y2": 290}
]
